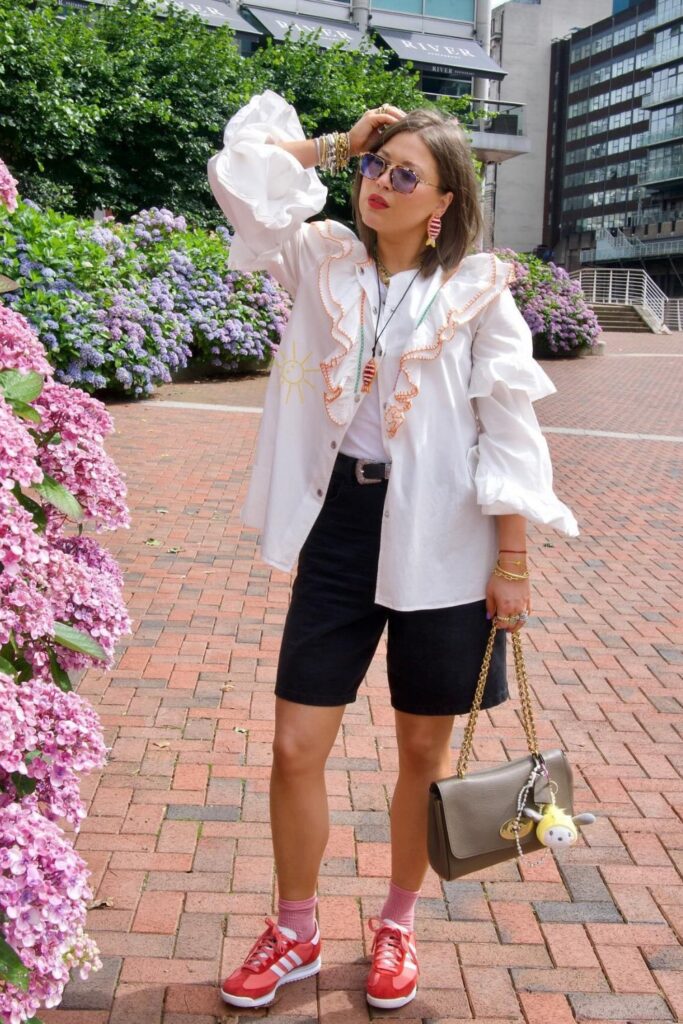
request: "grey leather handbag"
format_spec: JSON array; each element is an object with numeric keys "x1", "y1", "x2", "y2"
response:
[{"x1": 427, "y1": 626, "x2": 574, "y2": 881}]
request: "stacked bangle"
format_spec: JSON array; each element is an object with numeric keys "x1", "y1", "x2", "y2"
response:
[
  {"x1": 315, "y1": 131, "x2": 351, "y2": 174},
  {"x1": 492, "y1": 560, "x2": 530, "y2": 581}
]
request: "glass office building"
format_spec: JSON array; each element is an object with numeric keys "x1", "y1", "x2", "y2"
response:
[{"x1": 547, "y1": 0, "x2": 683, "y2": 292}]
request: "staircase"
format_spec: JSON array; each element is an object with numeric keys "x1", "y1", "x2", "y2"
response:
[
  {"x1": 570, "y1": 268, "x2": 667, "y2": 333},
  {"x1": 589, "y1": 303, "x2": 653, "y2": 333}
]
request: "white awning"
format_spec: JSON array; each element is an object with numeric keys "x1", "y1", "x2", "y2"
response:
[
  {"x1": 378, "y1": 28, "x2": 505, "y2": 80},
  {"x1": 244, "y1": 7, "x2": 366, "y2": 49}
]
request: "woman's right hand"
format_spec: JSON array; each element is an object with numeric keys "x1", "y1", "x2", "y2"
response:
[{"x1": 348, "y1": 105, "x2": 406, "y2": 158}]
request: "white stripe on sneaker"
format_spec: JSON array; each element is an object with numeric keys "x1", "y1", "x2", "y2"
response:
[
  {"x1": 270, "y1": 963, "x2": 286, "y2": 978},
  {"x1": 289, "y1": 951, "x2": 303, "y2": 966}
]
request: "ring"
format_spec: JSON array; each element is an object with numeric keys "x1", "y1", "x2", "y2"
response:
[
  {"x1": 495, "y1": 614, "x2": 515, "y2": 623},
  {"x1": 378, "y1": 104, "x2": 388, "y2": 114}
]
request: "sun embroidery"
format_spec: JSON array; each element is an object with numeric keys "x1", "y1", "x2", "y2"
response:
[{"x1": 277, "y1": 340, "x2": 317, "y2": 403}]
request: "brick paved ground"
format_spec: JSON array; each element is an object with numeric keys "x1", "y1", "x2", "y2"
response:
[{"x1": 43, "y1": 332, "x2": 682, "y2": 1024}]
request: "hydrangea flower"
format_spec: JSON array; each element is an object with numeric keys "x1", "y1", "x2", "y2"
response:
[
  {"x1": 0, "y1": 394, "x2": 44, "y2": 490},
  {"x1": 0, "y1": 671, "x2": 107, "y2": 829},
  {"x1": 0, "y1": 157, "x2": 19, "y2": 213},
  {"x1": 0, "y1": 800, "x2": 101, "y2": 1023},
  {"x1": 33, "y1": 380, "x2": 130, "y2": 530},
  {"x1": 0, "y1": 204, "x2": 290, "y2": 393},
  {"x1": 494, "y1": 248, "x2": 601, "y2": 356},
  {"x1": 0, "y1": 305, "x2": 53, "y2": 376}
]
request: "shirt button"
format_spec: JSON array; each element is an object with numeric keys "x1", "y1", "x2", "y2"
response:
[
  {"x1": 360, "y1": 268, "x2": 365, "y2": 275},
  {"x1": 330, "y1": 441, "x2": 337, "y2": 449},
  {"x1": 317, "y1": 488, "x2": 323, "y2": 497},
  {"x1": 372, "y1": 305, "x2": 378, "y2": 314},
  {"x1": 354, "y1": 394, "x2": 361, "y2": 403},
  {"x1": 384, "y1": 510, "x2": 390, "y2": 518}
]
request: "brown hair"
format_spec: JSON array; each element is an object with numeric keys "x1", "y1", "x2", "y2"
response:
[{"x1": 351, "y1": 109, "x2": 483, "y2": 277}]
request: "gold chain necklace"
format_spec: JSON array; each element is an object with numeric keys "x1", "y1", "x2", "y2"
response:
[{"x1": 375, "y1": 255, "x2": 392, "y2": 287}]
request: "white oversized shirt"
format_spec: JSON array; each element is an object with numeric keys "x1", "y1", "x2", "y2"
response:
[{"x1": 208, "y1": 91, "x2": 579, "y2": 611}]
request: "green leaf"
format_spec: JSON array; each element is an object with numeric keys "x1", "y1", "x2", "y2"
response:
[
  {"x1": 34, "y1": 475, "x2": 83, "y2": 522},
  {"x1": 0, "y1": 642, "x2": 33, "y2": 684},
  {"x1": 12, "y1": 487, "x2": 48, "y2": 532},
  {"x1": 0, "y1": 935, "x2": 30, "y2": 991},
  {"x1": 0, "y1": 369, "x2": 44, "y2": 404},
  {"x1": 0, "y1": 655, "x2": 17, "y2": 677},
  {"x1": 8, "y1": 399, "x2": 41, "y2": 424},
  {"x1": 10, "y1": 771, "x2": 38, "y2": 798},
  {"x1": 53, "y1": 622, "x2": 108, "y2": 661},
  {"x1": 48, "y1": 649, "x2": 73, "y2": 692}
]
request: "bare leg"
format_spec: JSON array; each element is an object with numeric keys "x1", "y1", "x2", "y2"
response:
[
  {"x1": 389, "y1": 710, "x2": 455, "y2": 891},
  {"x1": 270, "y1": 697, "x2": 346, "y2": 899}
]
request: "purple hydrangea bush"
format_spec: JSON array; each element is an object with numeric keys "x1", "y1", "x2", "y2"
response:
[
  {"x1": 495, "y1": 248, "x2": 601, "y2": 357},
  {"x1": 0, "y1": 199, "x2": 291, "y2": 396},
  {"x1": 0, "y1": 178, "x2": 131, "y2": 1014}
]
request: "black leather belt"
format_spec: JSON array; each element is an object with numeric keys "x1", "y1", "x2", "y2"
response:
[{"x1": 334, "y1": 451, "x2": 391, "y2": 484}]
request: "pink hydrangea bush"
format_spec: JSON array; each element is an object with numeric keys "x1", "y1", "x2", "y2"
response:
[
  {"x1": 0, "y1": 799, "x2": 102, "y2": 1024},
  {"x1": 0, "y1": 298, "x2": 131, "y2": 1018}
]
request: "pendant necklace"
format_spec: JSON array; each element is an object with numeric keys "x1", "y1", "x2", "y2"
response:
[{"x1": 361, "y1": 259, "x2": 422, "y2": 394}]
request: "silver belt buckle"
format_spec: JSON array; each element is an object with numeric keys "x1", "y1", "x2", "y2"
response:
[{"x1": 354, "y1": 459, "x2": 389, "y2": 485}]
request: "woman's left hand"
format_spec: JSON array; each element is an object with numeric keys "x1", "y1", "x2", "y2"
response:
[{"x1": 486, "y1": 575, "x2": 531, "y2": 632}]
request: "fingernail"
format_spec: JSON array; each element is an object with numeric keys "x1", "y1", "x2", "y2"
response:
[{"x1": 486, "y1": 612, "x2": 492, "y2": 620}]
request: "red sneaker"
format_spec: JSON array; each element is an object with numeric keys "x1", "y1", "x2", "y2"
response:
[
  {"x1": 366, "y1": 918, "x2": 419, "y2": 1009},
  {"x1": 221, "y1": 917, "x2": 321, "y2": 1008}
]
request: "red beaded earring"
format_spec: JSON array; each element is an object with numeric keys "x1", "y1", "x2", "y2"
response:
[{"x1": 425, "y1": 213, "x2": 442, "y2": 248}]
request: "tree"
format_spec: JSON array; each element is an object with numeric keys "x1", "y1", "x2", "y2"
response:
[{"x1": 0, "y1": 0, "x2": 472, "y2": 224}]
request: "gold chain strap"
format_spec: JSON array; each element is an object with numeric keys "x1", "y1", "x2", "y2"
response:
[{"x1": 455, "y1": 626, "x2": 539, "y2": 778}]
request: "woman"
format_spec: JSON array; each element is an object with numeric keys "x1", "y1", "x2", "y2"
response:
[{"x1": 208, "y1": 90, "x2": 578, "y2": 1011}]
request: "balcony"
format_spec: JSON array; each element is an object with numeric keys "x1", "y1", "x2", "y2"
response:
[
  {"x1": 644, "y1": 40, "x2": 683, "y2": 69},
  {"x1": 642, "y1": 123, "x2": 683, "y2": 147},
  {"x1": 639, "y1": 160, "x2": 683, "y2": 185},
  {"x1": 424, "y1": 97, "x2": 530, "y2": 162},
  {"x1": 467, "y1": 100, "x2": 530, "y2": 163},
  {"x1": 641, "y1": 81, "x2": 683, "y2": 107},
  {"x1": 651, "y1": 1, "x2": 683, "y2": 31}
]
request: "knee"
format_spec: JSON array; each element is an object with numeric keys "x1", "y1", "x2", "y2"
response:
[
  {"x1": 272, "y1": 731, "x2": 327, "y2": 778},
  {"x1": 398, "y1": 730, "x2": 451, "y2": 776}
]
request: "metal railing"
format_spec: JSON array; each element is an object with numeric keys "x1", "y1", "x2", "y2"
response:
[
  {"x1": 665, "y1": 298, "x2": 683, "y2": 329},
  {"x1": 421, "y1": 97, "x2": 526, "y2": 138},
  {"x1": 581, "y1": 227, "x2": 683, "y2": 261},
  {"x1": 570, "y1": 267, "x2": 667, "y2": 327}
]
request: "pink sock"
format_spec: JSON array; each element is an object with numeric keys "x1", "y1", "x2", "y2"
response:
[
  {"x1": 277, "y1": 894, "x2": 318, "y2": 942},
  {"x1": 380, "y1": 881, "x2": 420, "y2": 932}
]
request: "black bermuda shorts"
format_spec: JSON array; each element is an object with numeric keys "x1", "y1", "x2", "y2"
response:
[{"x1": 275, "y1": 453, "x2": 508, "y2": 717}]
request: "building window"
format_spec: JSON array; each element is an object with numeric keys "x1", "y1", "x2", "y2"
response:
[{"x1": 370, "y1": 0, "x2": 475, "y2": 18}]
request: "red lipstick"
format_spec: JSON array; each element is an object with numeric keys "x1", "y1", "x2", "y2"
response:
[{"x1": 368, "y1": 194, "x2": 389, "y2": 209}]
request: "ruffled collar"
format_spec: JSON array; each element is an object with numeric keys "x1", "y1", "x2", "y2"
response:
[{"x1": 313, "y1": 222, "x2": 514, "y2": 433}]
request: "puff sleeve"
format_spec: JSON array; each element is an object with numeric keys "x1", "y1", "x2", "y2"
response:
[
  {"x1": 468, "y1": 285, "x2": 579, "y2": 536},
  {"x1": 207, "y1": 90, "x2": 327, "y2": 294}
]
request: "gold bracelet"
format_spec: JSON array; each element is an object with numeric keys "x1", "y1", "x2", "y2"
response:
[
  {"x1": 337, "y1": 131, "x2": 350, "y2": 170},
  {"x1": 493, "y1": 561, "x2": 530, "y2": 581}
]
